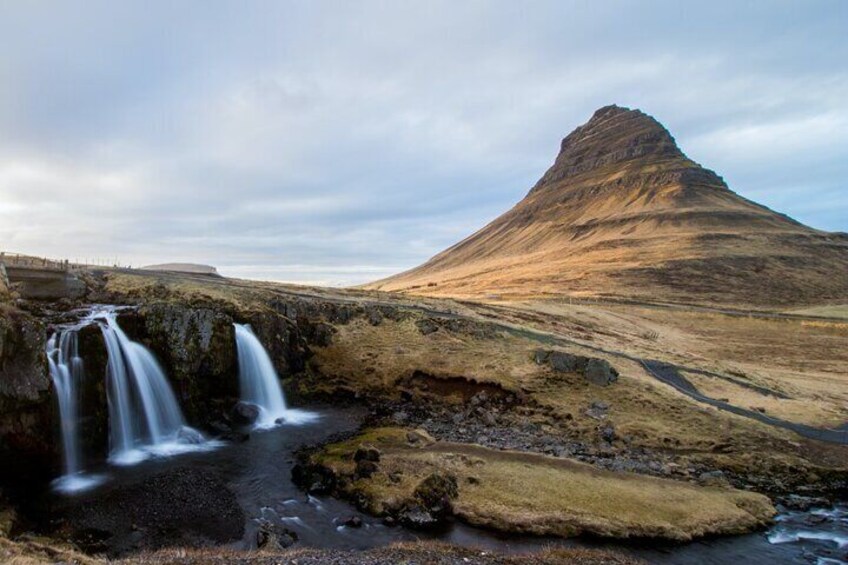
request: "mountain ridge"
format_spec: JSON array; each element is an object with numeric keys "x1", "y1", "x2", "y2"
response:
[{"x1": 367, "y1": 105, "x2": 848, "y2": 307}]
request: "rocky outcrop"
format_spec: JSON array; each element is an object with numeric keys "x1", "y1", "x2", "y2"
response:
[
  {"x1": 0, "y1": 306, "x2": 55, "y2": 481},
  {"x1": 119, "y1": 305, "x2": 239, "y2": 423},
  {"x1": 535, "y1": 350, "x2": 619, "y2": 386}
]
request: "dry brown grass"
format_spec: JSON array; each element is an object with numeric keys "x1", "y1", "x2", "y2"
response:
[
  {"x1": 312, "y1": 428, "x2": 775, "y2": 541},
  {"x1": 462, "y1": 299, "x2": 848, "y2": 429}
]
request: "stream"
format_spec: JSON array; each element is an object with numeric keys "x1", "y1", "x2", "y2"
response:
[{"x1": 38, "y1": 403, "x2": 847, "y2": 564}]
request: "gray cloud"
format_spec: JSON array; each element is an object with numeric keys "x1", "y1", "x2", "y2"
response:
[{"x1": 1, "y1": 1, "x2": 846, "y2": 284}]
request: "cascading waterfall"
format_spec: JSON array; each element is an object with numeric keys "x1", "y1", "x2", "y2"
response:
[
  {"x1": 97, "y1": 310, "x2": 209, "y2": 464},
  {"x1": 234, "y1": 323, "x2": 317, "y2": 427},
  {"x1": 46, "y1": 330, "x2": 104, "y2": 493}
]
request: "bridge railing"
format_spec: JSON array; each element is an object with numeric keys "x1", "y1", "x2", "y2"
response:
[{"x1": 0, "y1": 254, "x2": 73, "y2": 272}]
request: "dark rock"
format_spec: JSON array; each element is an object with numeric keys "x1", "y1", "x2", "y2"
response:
[
  {"x1": 586, "y1": 400, "x2": 609, "y2": 420},
  {"x1": 533, "y1": 349, "x2": 550, "y2": 365},
  {"x1": 783, "y1": 494, "x2": 830, "y2": 512},
  {"x1": 256, "y1": 519, "x2": 298, "y2": 549},
  {"x1": 391, "y1": 411, "x2": 409, "y2": 424},
  {"x1": 412, "y1": 472, "x2": 458, "y2": 514},
  {"x1": 354, "y1": 445, "x2": 381, "y2": 463},
  {"x1": 355, "y1": 459, "x2": 379, "y2": 479},
  {"x1": 415, "y1": 318, "x2": 439, "y2": 335},
  {"x1": 599, "y1": 424, "x2": 616, "y2": 443},
  {"x1": 549, "y1": 351, "x2": 589, "y2": 373},
  {"x1": 382, "y1": 515, "x2": 397, "y2": 527},
  {"x1": 128, "y1": 304, "x2": 239, "y2": 423},
  {"x1": 310, "y1": 323, "x2": 336, "y2": 347},
  {"x1": 584, "y1": 359, "x2": 619, "y2": 386},
  {"x1": 470, "y1": 391, "x2": 488, "y2": 406},
  {"x1": 698, "y1": 470, "x2": 729, "y2": 487},
  {"x1": 366, "y1": 307, "x2": 383, "y2": 326},
  {"x1": 208, "y1": 421, "x2": 231, "y2": 435},
  {"x1": 292, "y1": 462, "x2": 337, "y2": 494},
  {"x1": 479, "y1": 410, "x2": 497, "y2": 427},
  {"x1": 231, "y1": 401, "x2": 260, "y2": 426},
  {"x1": 343, "y1": 515, "x2": 363, "y2": 528},
  {"x1": 398, "y1": 506, "x2": 442, "y2": 529},
  {"x1": 0, "y1": 306, "x2": 53, "y2": 476}
]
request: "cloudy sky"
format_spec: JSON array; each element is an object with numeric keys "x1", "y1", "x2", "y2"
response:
[{"x1": 1, "y1": 1, "x2": 846, "y2": 285}]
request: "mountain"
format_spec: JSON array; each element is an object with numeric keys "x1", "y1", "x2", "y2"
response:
[
  {"x1": 367, "y1": 105, "x2": 848, "y2": 306},
  {"x1": 142, "y1": 263, "x2": 220, "y2": 276}
]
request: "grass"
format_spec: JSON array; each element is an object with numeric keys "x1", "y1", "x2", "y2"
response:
[
  {"x1": 309, "y1": 315, "x2": 810, "y2": 459},
  {"x1": 103, "y1": 269, "x2": 848, "y2": 484},
  {"x1": 789, "y1": 304, "x2": 848, "y2": 320},
  {"x1": 310, "y1": 427, "x2": 775, "y2": 541}
]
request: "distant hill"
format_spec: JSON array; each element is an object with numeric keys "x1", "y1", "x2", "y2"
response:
[
  {"x1": 142, "y1": 263, "x2": 220, "y2": 276},
  {"x1": 367, "y1": 105, "x2": 848, "y2": 307}
]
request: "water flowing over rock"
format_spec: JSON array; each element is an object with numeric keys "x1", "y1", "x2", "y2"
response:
[
  {"x1": 46, "y1": 330, "x2": 104, "y2": 493},
  {"x1": 97, "y1": 310, "x2": 208, "y2": 464},
  {"x1": 234, "y1": 323, "x2": 317, "y2": 428}
]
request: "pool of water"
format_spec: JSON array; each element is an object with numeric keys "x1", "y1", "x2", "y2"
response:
[{"x1": 43, "y1": 404, "x2": 847, "y2": 563}]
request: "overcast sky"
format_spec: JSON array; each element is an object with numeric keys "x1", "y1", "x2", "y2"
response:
[{"x1": 1, "y1": 1, "x2": 846, "y2": 285}]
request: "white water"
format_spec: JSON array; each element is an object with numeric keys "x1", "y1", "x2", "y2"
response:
[
  {"x1": 46, "y1": 331, "x2": 105, "y2": 493},
  {"x1": 767, "y1": 504, "x2": 848, "y2": 560},
  {"x1": 97, "y1": 310, "x2": 215, "y2": 464},
  {"x1": 234, "y1": 323, "x2": 317, "y2": 428}
]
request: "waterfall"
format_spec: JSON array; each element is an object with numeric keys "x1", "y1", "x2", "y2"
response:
[
  {"x1": 98, "y1": 310, "x2": 209, "y2": 464},
  {"x1": 234, "y1": 323, "x2": 316, "y2": 427},
  {"x1": 46, "y1": 331, "x2": 104, "y2": 493}
]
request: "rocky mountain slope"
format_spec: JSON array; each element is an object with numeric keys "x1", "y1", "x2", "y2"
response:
[{"x1": 368, "y1": 105, "x2": 848, "y2": 306}]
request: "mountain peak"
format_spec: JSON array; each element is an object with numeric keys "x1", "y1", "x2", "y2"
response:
[
  {"x1": 532, "y1": 105, "x2": 684, "y2": 192},
  {"x1": 368, "y1": 105, "x2": 848, "y2": 306}
]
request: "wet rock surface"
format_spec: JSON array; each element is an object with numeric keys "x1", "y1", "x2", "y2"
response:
[
  {"x1": 255, "y1": 519, "x2": 298, "y2": 549},
  {"x1": 0, "y1": 306, "x2": 54, "y2": 482},
  {"x1": 231, "y1": 401, "x2": 261, "y2": 426}
]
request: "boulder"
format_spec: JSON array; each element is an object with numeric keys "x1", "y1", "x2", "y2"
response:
[
  {"x1": 533, "y1": 349, "x2": 550, "y2": 365},
  {"x1": 256, "y1": 519, "x2": 298, "y2": 549},
  {"x1": 584, "y1": 359, "x2": 619, "y2": 386},
  {"x1": 398, "y1": 472, "x2": 458, "y2": 530},
  {"x1": 231, "y1": 401, "x2": 260, "y2": 426},
  {"x1": 176, "y1": 426, "x2": 205, "y2": 445},
  {"x1": 342, "y1": 515, "x2": 363, "y2": 528},
  {"x1": 412, "y1": 472, "x2": 458, "y2": 513},
  {"x1": 355, "y1": 459, "x2": 379, "y2": 479},
  {"x1": 354, "y1": 445, "x2": 381, "y2": 463},
  {"x1": 548, "y1": 351, "x2": 589, "y2": 373},
  {"x1": 291, "y1": 461, "x2": 337, "y2": 494},
  {"x1": 698, "y1": 470, "x2": 730, "y2": 487}
]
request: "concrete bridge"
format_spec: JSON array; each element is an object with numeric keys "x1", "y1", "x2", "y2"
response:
[{"x1": 0, "y1": 258, "x2": 86, "y2": 300}]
